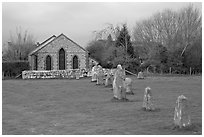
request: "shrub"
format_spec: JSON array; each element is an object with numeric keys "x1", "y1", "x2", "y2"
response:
[{"x1": 2, "y1": 61, "x2": 29, "y2": 78}]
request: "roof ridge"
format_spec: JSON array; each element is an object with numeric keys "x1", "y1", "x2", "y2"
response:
[
  {"x1": 29, "y1": 35, "x2": 56, "y2": 55},
  {"x1": 40, "y1": 35, "x2": 56, "y2": 45}
]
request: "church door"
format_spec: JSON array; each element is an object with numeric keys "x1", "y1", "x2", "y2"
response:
[
  {"x1": 73, "y1": 55, "x2": 79, "y2": 69},
  {"x1": 59, "y1": 48, "x2": 65, "y2": 70},
  {"x1": 46, "y1": 55, "x2": 51, "y2": 70}
]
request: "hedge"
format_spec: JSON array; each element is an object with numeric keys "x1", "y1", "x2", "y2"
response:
[{"x1": 2, "y1": 61, "x2": 29, "y2": 78}]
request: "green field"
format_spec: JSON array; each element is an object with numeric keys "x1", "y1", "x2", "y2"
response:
[{"x1": 2, "y1": 76, "x2": 202, "y2": 135}]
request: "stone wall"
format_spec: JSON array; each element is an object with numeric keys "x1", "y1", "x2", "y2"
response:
[
  {"x1": 22, "y1": 68, "x2": 116, "y2": 79},
  {"x1": 22, "y1": 69, "x2": 88, "y2": 79}
]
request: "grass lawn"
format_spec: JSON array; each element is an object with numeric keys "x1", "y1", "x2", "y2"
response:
[{"x1": 2, "y1": 76, "x2": 202, "y2": 135}]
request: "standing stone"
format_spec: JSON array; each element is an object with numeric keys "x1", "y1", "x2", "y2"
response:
[
  {"x1": 137, "y1": 71, "x2": 144, "y2": 79},
  {"x1": 105, "y1": 71, "x2": 110, "y2": 86},
  {"x1": 87, "y1": 70, "x2": 92, "y2": 77},
  {"x1": 79, "y1": 69, "x2": 84, "y2": 78},
  {"x1": 91, "y1": 65, "x2": 98, "y2": 82},
  {"x1": 96, "y1": 65, "x2": 104, "y2": 85},
  {"x1": 111, "y1": 69, "x2": 116, "y2": 76},
  {"x1": 174, "y1": 95, "x2": 191, "y2": 128},
  {"x1": 70, "y1": 71, "x2": 75, "y2": 79},
  {"x1": 143, "y1": 87, "x2": 155, "y2": 110},
  {"x1": 124, "y1": 77, "x2": 134, "y2": 95},
  {"x1": 75, "y1": 70, "x2": 80, "y2": 80},
  {"x1": 105, "y1": 70, "x2": 113, "y2": 87},
  {"x1": 112, "y1": 64, "x2": 126, "y2": 100}
]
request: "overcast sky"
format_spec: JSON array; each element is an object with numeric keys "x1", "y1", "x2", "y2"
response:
[{"x1": 2, "y1": 2, "x2": 202, "y2": 48}]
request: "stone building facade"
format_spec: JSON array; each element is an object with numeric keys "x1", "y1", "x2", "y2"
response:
[{"x1": 29, "y1": 33, "x2": 92, "y2": 71}]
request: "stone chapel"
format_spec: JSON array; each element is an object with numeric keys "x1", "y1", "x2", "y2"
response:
[{"x1": 29, "y1": 33, "x2": 97, "y2": 71}]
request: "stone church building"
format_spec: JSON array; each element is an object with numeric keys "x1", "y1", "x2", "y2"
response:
[{"x1": 29, "y1": 33, "x2": 97, "y2": 71}]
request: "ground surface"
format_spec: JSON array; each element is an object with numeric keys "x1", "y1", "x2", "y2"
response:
[{"x1": 2, "y1": 76, "x2": 202, "y2": 135}]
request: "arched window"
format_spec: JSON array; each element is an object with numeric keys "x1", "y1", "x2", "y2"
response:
[
  {"x1": 59, "y1": 48, "x2": 65, "y2": 70},
  {"x1": 73, "y1": 55, "x2": 79, "y2": 69},
  {"x1": 34, "y1": 55, "x2": 38, "y2": 70},
  {"x1": 46, "y1": 55, "x2": 52, "y2": 70}
]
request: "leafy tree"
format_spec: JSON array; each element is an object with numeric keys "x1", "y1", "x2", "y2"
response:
[
  {"x1": 108, "y1": 24, "x2": 139, "y2": 71},
  {"x1": 105, "y1": 34, "x2": 113, "y2": 47},
  {"x1": 102, "y1": 35, "x2": 116, "y2": 68},
  {"x1": 86, "y1": 39, "x2": 106, "y2": 65},
  {"x1": 115, "y1": 24, "x2": 134, "y2": 57},
  {"x1": 183, "y1": 34, "x2": 202, "y2": 72},
  {"x1": 91, "y1": 24, "x2": 140, "y2": 71}
]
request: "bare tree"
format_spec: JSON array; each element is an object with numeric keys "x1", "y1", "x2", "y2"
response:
[
  {"x1": 3, "y1": 27, "x2": 36, "y2": 61},
  {"x1": 133, "y1": 9, "x2": 179, "y2": 48},
  {"x1": 134, "y1": 4, "x2": 201, "y2": 53},
  {"x1": 133, "y1": 4, "x2": 202, "y2": 73},
  {"x1": 93, "y1": 23, "x2": 121, "y2": 41},
  {"x1": 178, "y1": 4, "x2": 202, "y2": 56}
]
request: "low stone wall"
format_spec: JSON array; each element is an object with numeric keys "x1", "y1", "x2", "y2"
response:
[
  {"x1": 22, "y1": 68, "x2": 117, "y2": 79},
  {"x1": 22, "y1": 69, "x2": 89, "y2": 79}
]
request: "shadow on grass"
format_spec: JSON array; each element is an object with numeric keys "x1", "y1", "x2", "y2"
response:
[
  {"x1": 162, "y1": 123, "x2": 202, "y2": 135},
  {"x1": 126, "y1": 92, "x2": 134, "y2": 95},
  {"x1": 110, "y1": 97, "x2": 129, "y2": 102},
  {"x1": 110, "y1": 97, "x2": 142, "y2": 103},
  {"x1": 140, "y1": 107, "x2": 161, "y2": 112}
]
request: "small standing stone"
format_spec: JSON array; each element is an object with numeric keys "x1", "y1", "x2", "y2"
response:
[
  {"x1": 124, "y1": 78, "x2": 134, "y2": 95},
  {"x1": 79, "y1": 70, "x2": 84, "y2": 78},
  {"x1": 112, "y1": 64, "x2": 127, "y2": 100},
  {"x1": 70, "y1": 71, "x2": 75, "y2": 79},
  {"x1": 87, "y1": 71, "x2": 92, "y2": 77},
  {"x1": 105, "y1": 70, "x2": 113, "y2": 87},
  {"x1": 96, "y1": 65, "x2": 104, "y2": 85},
  {"x1": 143, "y1": 87, "x2": 155, "y2": 110},
  {"x1": 75, "y1": 70, "x2": 80, "y2": 80},
  {"x1": 91, "y1": 65, "x2": 98, "y2": 82},
  {"x1": 174, "y1": 95, "x2": 191, "y2": 128},
  {"x1": 137, "y1": 71, "x2": 144, "y2": 79}
]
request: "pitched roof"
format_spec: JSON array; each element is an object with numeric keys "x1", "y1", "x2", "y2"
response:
[
  {"x1": 29, "y1": 35, "x2": 56, "y2": 55},
  {"x1": 60, "y1": 33, "x2": 88, "y2": 52},
  {"x1": 29, "y1": 33, "x2": 88, "y2": 56}
]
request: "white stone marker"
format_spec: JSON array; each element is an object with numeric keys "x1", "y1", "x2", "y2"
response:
[
  {"x1": 75, "y1": 70, "x2": 80, "y2": 80},
  {"x1": 96, "y1": 66, "x2": 104, "y2": 85},
  {"x1": 143, "y1": 87, "x2": 155, "y2": 110},
  {"x1": 124, "y1": 77, "x2": 134, "y2": 94},
  {"x1": 174, "y1": 95, "x2": 191, "y2": 128},
  {"x1": 105, "y1": 70, "x2": 113, "y2": 87},
  {"x1": 113, "y1": 65, "x2": 126, "y2": 100},
  {"x1": 137, "y1": 71, "x2": 144, "y2": 79}
]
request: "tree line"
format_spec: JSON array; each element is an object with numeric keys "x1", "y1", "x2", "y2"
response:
[
  {"x1": 2, "y1": 4, "x2": 201, "y2": 74},
  {"x1": 2, "y1": 28, "x2": 36, "y2": 78},
  {"x1": 86, "y1": 4, "x2": 202, "y2": 74}
]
